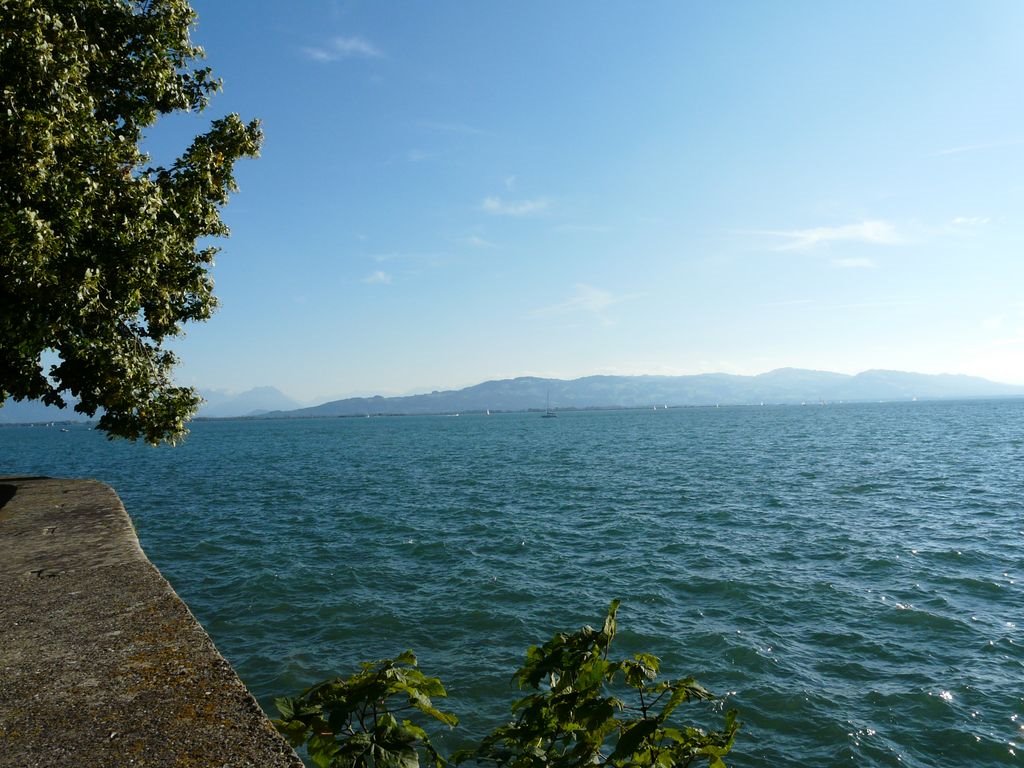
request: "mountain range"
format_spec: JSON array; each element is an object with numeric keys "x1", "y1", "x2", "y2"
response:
[
  {"x1": 2, "y1": 369, "x2": 1022, "y2": 425},
  {"x1": 0, "y1": 386, "x2": 300, "y2": 424},
  {"x1": 264, "y1": 368, "x2": 1024, "y2": 419},
  {"x1": 196, "y1": 386, "x2": 302, "y2": 418}
]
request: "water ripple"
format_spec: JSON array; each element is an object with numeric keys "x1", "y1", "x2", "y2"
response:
[{"x1": 3, "y1": 400, "x2": 1023, "y2": 767}]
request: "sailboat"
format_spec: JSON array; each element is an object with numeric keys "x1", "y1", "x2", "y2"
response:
[{"x1": 542, "y1": 390, "x2": 557, "y2": 418}]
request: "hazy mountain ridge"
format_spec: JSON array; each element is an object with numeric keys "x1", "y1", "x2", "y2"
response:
[
  {"x1": 267, "y1": 368, "x2": 1024, "y2": 418},
  {"x1": 4, "y1": 370, "x2": 1021, "y2": 424},
  {"x1": 0, "y1": 386, "x2": 300, "y2": 424},
  {"x1": 0, "y1": 399, "x2": 89, "y2": 424},
  {"x1": 197, "y1": 386, "x2": 301, "y2": 418}
]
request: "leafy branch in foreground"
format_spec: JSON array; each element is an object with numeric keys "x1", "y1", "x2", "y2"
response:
[
  {"x1": 273, "y1": 650, "x2": 457, "y2": 768},
  {"x1": 275, "y1": 602, "x2": 739, "y2": 768},
  {"x1": 459, "y1": 600, "x2": 738, "y2": 768}
]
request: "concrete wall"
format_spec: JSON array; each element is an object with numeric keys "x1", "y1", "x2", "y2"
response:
[{"x1": 0, "y1": 476, "x2": 303, "y2": 768}]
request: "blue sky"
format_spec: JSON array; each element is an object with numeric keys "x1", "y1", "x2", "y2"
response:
[{"x1": 155, "y1": 1, "x2": 1024, "y2": 402}]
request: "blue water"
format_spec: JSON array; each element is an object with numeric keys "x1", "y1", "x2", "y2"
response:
[{"x1": 3, "y1": 400, "x2": 1023, "y2": 766}]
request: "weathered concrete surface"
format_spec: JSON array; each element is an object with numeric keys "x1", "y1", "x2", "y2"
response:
[{"x1": 0, "y1": 476, "x2": 303, "y2": 768}]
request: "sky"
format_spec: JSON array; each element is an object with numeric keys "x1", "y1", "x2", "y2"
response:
[{"x1": 151, "y1": 1, "x2": 1024, "y2": 403}]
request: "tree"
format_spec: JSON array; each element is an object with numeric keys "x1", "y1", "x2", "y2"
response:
[{"x1": 0, "y1": 0, "x2": 261, "y2": 443}]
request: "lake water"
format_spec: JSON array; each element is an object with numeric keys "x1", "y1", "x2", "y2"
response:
[{"x1": 3, "y1": 400, "x2": 1022, "y2": 766}]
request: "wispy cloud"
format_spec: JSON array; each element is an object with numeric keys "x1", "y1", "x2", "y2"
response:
[
  {"x1": 362, "y1": 270, "x2": 392, "y2": 284},
  {"x1": 533, "y1": 283, "x2": 639, "y2": 319},
  {"x1": 935, "y1": 139, "x2": 1024, "y2": 156},
  {"x1": 832, "y1": 257, "x2": 877, "y2": 269},
  {"x1": 951, "y1": 216, "x2": 990, "y2": 227},
  {"x1": 481, "y1": 196, "x2": 549, "y2": 216},
  {"x1": 303, "y1": 36, "x2": 383, "y2": 62},
  {"x1": 760, "y1": 220, "x2": 902, "y2": 251}
]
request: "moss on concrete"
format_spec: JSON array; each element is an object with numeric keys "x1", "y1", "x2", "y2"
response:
[{"x1": 0, "y1": 476, "x2": 303, "y2": 768}]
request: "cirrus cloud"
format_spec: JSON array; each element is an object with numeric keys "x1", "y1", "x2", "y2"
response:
[
  {"x1": 362, "y1": 270, "x2": 392, "y2": 284},
  {"x1": 481, "y1": 196, "x2": 549, "y2": 216},
  {"x1": 532, "y1": 284, "x2": 641, "y2": 322},
  {"x1": 303, "y1": 36, "x2": 383, "y2": 62},
  {"x1": 760, "y1": 220, "x2": 902, "y2": 251}
]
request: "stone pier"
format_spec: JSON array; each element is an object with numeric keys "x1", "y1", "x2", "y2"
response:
[{"x1": 0, "y1": 476, "x2": 303, "y2": 767}]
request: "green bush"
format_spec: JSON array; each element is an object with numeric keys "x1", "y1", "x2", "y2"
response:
[{"x1": 274, "y1": 602, "x2": 739, "y2": 768}]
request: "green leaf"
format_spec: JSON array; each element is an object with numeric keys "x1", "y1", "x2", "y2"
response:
[
  {"x1": 274, "y1": 696, "x2": 296, "y2": 720},
  {"x1": 278, "y1": 604, "x2": 739, "y2": 768},
  {"x1": 610, "y1": 718, "x2": 659, "y2": 761}
]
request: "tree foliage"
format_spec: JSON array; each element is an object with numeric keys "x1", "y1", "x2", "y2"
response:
[
  {"x1": 462, "y1": 601, "x2": 738, "y2": 768},
  {"x1": 0, "y1": 0, "x2": 261, "y2": 443},
  {"x1": 275, "y1": 603, "x2": 739, "y2": 768},
  {"x1": 274, "y1": 651, "x2": 458, "y2": 768}
]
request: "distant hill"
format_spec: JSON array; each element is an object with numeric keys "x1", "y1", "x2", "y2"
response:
[
  {"x1": 0, "y1": 385, "x2": 301, "y2": 424},
  {"x1": 5, "y1": 370, "x2": 1019, "y2": 425},
  {"x1": 0, "y1": 398, "x2": 90, "y2": 424},
  {"x1": 197, "y1": 386, "x2": 301, "y2": 418},
  {"x1": 264, "y1": 368, "x2": 1024, "y2": 419}
]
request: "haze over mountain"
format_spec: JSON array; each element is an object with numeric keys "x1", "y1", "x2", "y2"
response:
[
  {"x1": 0, "y1": 399, "x2": 90, "y2": 425},
  {"x1": 266, "y1": 368, "x2": 1024, "y2": 419},
  {"x1": 3, "y1": 369, "x2": 1021, "y2": 425},
  {"x1": 0, "y1": 386, "x2": 300, "y2": 424},
  {"x1": 196, "y1": 386, "x2": 301, "y2": 418}
]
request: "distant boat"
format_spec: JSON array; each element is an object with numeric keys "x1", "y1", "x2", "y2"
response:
[{"x1": 542, "y1": 391, "x2": 557, "y2": 418}]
